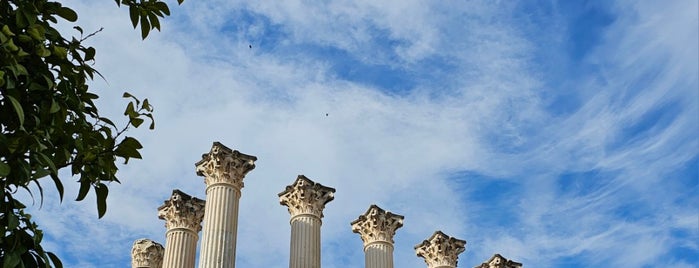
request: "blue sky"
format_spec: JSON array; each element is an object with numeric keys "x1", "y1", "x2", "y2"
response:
[{"x1": 19, "y1": 0, "x2": 698, "y2": 267}]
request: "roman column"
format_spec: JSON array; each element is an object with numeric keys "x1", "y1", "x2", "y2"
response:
[
  {"x1": 474, "y1": 254, "x2": 523, "y2": 268},
  {"x1": 131, "y1": 239, "x2": 164, "y2": 268},
  {"x1": 279, "y1": 175, "x2": 336, "y2": 268},
  {"x1": 415, "y1": 231, "x2": 467, "y2": 268},
  {"x1": 351, "y1": 205, "x2": 404, "y2": 268},
  {"x1": 196, "y1": 142, "x2": 257, "y2": 268},
  {"x1": 158, "y1": 190, "x2": 206, "y2": 268}
]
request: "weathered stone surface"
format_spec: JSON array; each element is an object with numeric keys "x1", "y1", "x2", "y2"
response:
[
  {"x1": 415, "y1": 231, "x2": 466, "y2": 268},
  {"x1": 279, "y1": 175, "x2": 335, "y2": 219},
  {"x1": 352, "y1": 205, "x2": 404, "y2": 268},
  {"x1": 280, "y1": 175, "x2": 335, "y2": 268},
  {"x1": 131, "y1": 239, "x2": 164, "y2": 268},
  {"x1": 195, "y1": 142, "x2": 257, "y2": 189},
  {"x1": 352, "y1": 204, "x2": 404, "y2": 247},
  {"x1": 197, "y1": 142, "x2": 257, "y2": 268},
  {"x1": 474, "y1": 254, "x2": 522, "y2": 268},
  {"x1": 157, "y1": 190, "x2": 206, "y2": 232},
  {"x1": 158, "y1": 190, "x2": 205, "y2": 268}
]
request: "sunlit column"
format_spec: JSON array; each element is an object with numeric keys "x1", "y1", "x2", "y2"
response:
[
  {"x1": 351, "y1": 205, "x2": 404, "y2": 268},
  {"x1": 474, "y1": 254, "x2": 523, "y2": 268},
  {"x1": 415, "y1": 231, "x2": 467, "y2": 268},
  {"x1": 158, "y1": 190, "x2": 206, "y2": 268},
  {"x1": 196, "y1": 142, "x2": 257, "y2": 268},
  {"x1": 279, "y1": 175, "x2": 336, "y2": 268},
  {"x1": 131, "y1": 238, "x2": 164, "y2": 268}
]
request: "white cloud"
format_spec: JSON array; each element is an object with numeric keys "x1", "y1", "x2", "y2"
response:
[{"x1": 19, "y1": 0, "x2": 697, "y2": 267}]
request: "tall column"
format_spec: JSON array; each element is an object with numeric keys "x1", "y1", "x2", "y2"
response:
[
  {"x1": 196, "y1": 142, "x2": 257, "y2": 268},
  {"x1": 158, "y1": 190, "x2": 206, "y2": 268},
  {"x1": 415, "y1": 231, "x2": 467, "y2": 268},
  {"x1": 474, "y1": 254, "x2": 522, "y2": 268},
  {"x1": 131, "y1": 239, "x2": 164, "y2": 268},
  {"x1": 351, "y1": 205, "x2": 404, "y2": 268},
  {"x1": 279, "y1": 175, "x2": 336, "y2": 268}
]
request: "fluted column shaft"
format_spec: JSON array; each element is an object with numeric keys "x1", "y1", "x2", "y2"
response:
[
  {"x1": 158, "y1": 190, "x2": 205, "y2": 268},
  {"x1": 365, "y1": 242, "x2": 394, "y2": 268},
  {"x1": 279, "y1": 175, "x2": 335, "y2": 268},
  {"x1": 195, "y1": 142, "x2": 257, "y2": 268},
  {"x1": 162, "y1": 228, "x2": 199, "y2": 268},
  {"x1": 351, "y1": 205, "x2": 404, "y2": 268},
  {"x1": 198, "y1": 185, "x2": 241, "y2": 268},
  {"x1": 289, "y1": 215, "x2": 322, "y2": 268}
]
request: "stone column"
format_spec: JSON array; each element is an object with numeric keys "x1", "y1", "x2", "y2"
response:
[
  {"x1": 474, "y1": 254, "x2": 522, "y2": 268},
  {"x1": 158, "y1": 190, "x2": 206, "y2": 268},
  {"x1": 131, "y1": 239, "x2": 164, "y2": 268},
  {"x1": 279, "y1": 175, "x2": 336, "y2": 268},
  {"x1": 196, "y1": 142, "x2": 257, "y2": 268},
  {"x1": 415, "y1": 231, "x2": 467, "y2": 268},
  {"x1": 351, "y1": 205, "x2": 404, "y2": 268}
]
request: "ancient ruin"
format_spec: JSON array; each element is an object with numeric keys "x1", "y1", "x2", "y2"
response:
[{"x1": 131, "y1": 142, "x2": 521, "y2": 267}]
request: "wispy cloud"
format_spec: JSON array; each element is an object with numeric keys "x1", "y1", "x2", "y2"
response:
[{"x1": 21, "y1": 0, "x2": 698, "y2": 267}]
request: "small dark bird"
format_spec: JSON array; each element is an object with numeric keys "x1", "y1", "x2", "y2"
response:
[
  {"x1": 249, "y1": 44, "x2": 252, "y2": 49},
  {"x1": 326, "y1": 113, "x2": 329, "y2": 116}
]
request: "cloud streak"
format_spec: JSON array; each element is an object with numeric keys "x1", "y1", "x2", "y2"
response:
[{"x1": 20, "y1": 0, "x2": 698, "y2": 267}]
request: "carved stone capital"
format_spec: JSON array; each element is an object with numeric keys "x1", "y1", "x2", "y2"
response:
[
  {"x1": 195, "y1": 142, "x2": 257, "y2": 189},
  {"x1": 351, "y1": 204, "x2": 404, "y2": 247},
  {"x1": 474, "y1": 254, "x2": 522, "y2": 268},
  {"x1": 131, "y1": 238, "x2": 164, "y2": 268},
  {"x1": 279, "y1": 175, "x2": 335, "y2": 219},
  {"x1": 158, "y1": 190, "x2": 206, "y2": 232},
  {"x1": 415, "y1": 231, "x2": 466, "y2": 268}
]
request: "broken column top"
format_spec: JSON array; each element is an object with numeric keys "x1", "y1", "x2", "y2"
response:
[{"x1": 195, "y1": 142, "x2": 257, "y2": 188}]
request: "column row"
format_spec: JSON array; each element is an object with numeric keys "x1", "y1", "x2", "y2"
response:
[{"x1": 129, "y1": 142, "x2": 521, "y2": 268}]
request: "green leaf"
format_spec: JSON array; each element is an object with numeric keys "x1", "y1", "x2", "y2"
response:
[
  {"x1": 7, "y1": 213, "x2": 19, "y2": 230},
  {"x1": 84, "y1": 47, "x2": 96, "y2": 61},
  {"x1": 130, "y1": 117, "x2": 144, "y2": 128},
  {"x1": 155, "y1": 2, "x2": 171, "y2": 16},
  {"x1": 7, "y1": 95, "x2": 25, "y2": 125},
  {"x1": 51, "y1": 174, "x2": 64, "y2": 201},
  {"x1": 95, "y1": 183, "x2": 108, "y2": 218},
  {"x1": 76, "y1": 180, "x2": 90, "y2": 201},
  {"x1": 56, "y1": 7, "x2": 78, "y2": 22},
  {"x1": 1, "y1": 25, "x2": 14, "y2": 36},
  {"x1": 49, "y1": 100, "x2": 61, "y2": 113},
  {"x1": 140, "y1": 13, "x2": 151, "y2": 39},
  {"x1": 3, "y1": 252, "x2": 20, "y2": 267},
  {"x1": 33, "y1": 168, "x2": 51, "y2": 179},
  {"x1": 149, "y1": 13, "x2": 160, "y2": 31},
  {"x1": 129, "y1": 6, "x2": 139, "y2": 28},
  {"x1": 0, "y1": 162, "x2": 10, "y2": 177},
  {"x1": 115, "y1": 137, "x2": 143, "y2": 163},
  {"x1": 47, "y1": 252, "x2": 63, "y2": 268}
]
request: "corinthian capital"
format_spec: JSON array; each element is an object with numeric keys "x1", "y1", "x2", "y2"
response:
[
  {"x1": 131, "y1": 239, "x2": 164, "y2": 268},
  {"x1": 158, "y1": 190, "x2": 206, "y2": 232},
  {"x1": 415, "y1": 231, "x2": 466, "y2": 268},
  {"x1": 279, "y1": 175, "x2": 335, "y2": 219},
  {"x1": 195, "y1": 142, "x2": 257, "y2": 188},
  {"x1": 351, "y1": 204, "x2": 404, "y2": 247},
  {"x1": 475, "y1": 254, "x2": 523, "y2": 268}
]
